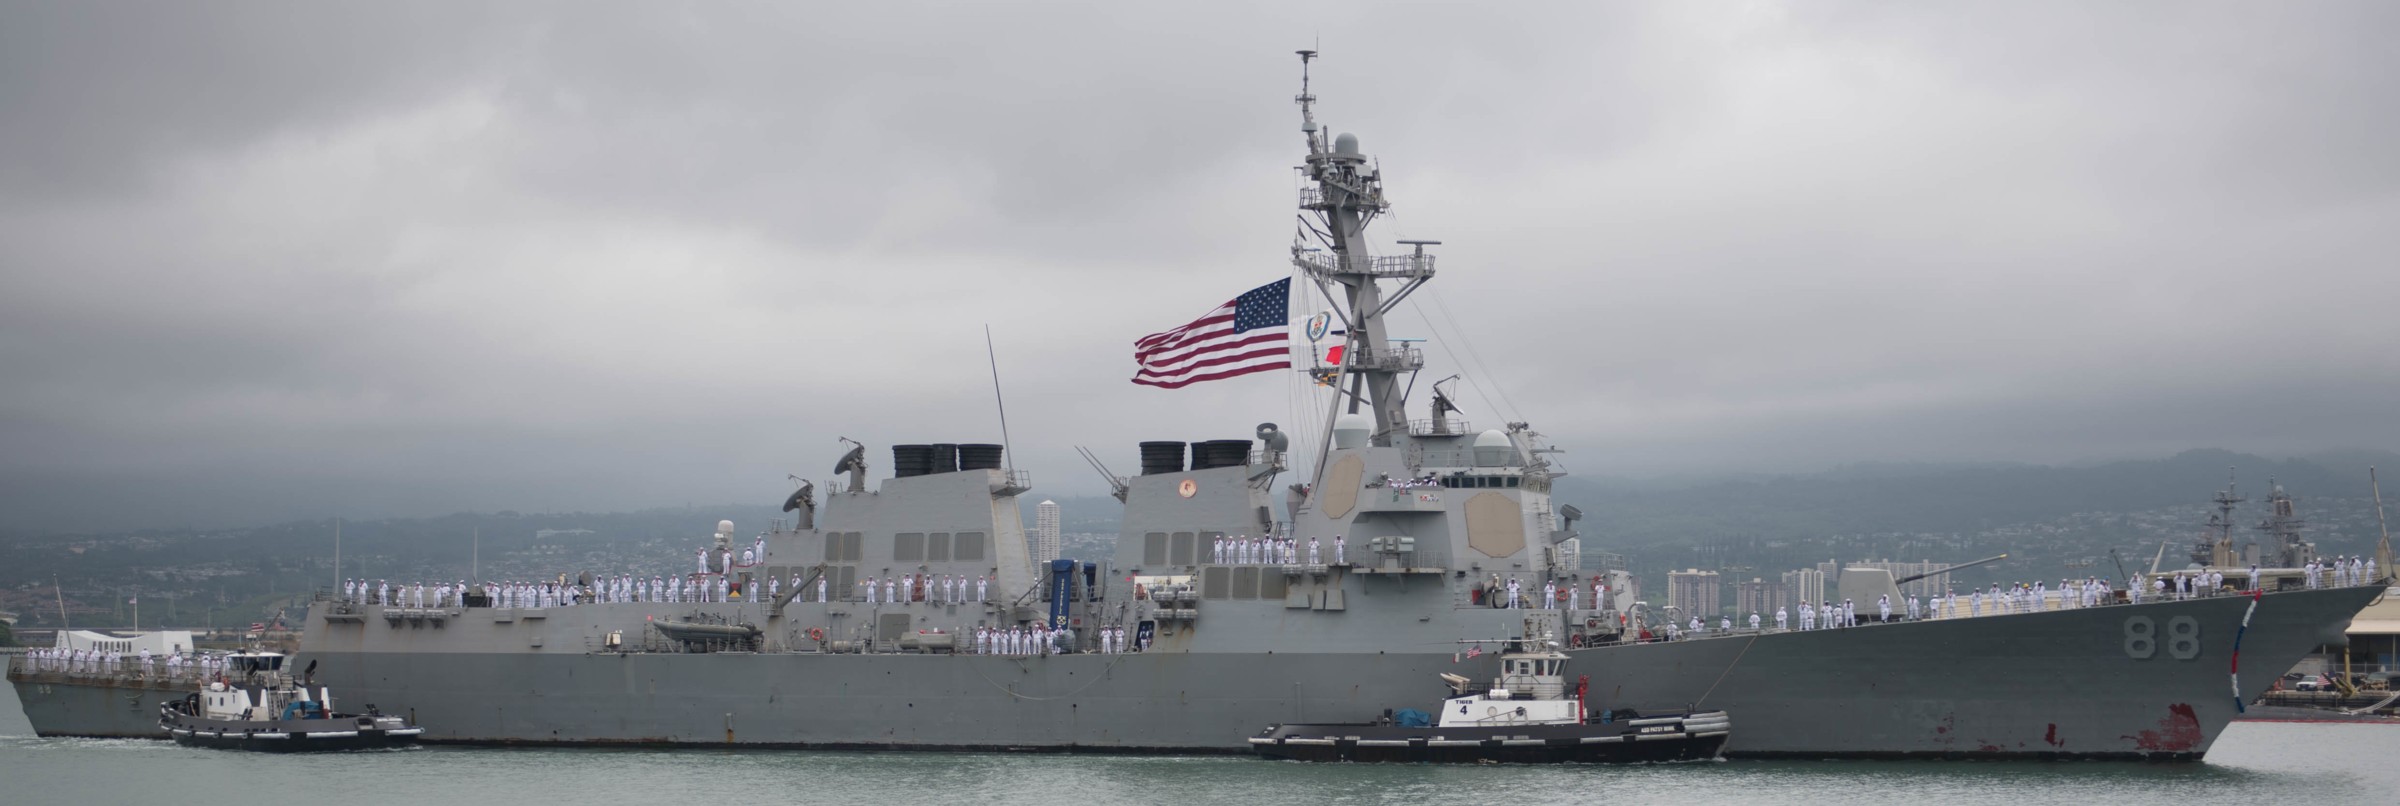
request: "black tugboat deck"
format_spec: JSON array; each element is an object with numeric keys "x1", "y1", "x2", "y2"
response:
[
  {"x1": 1250, "y1": 710, "x2": 1729, "y2": 763},
  {"x1": 162, "y1": 703, "x2": 422, "y2": 752}
]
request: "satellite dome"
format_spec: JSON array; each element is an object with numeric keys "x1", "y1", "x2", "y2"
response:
[
  {"x1": 1332, "y1": 412, "x2": 1372, "y2": 450},
  {"x1": 1334, "y1": 132, "x2": 1360, "y2": 156},
  {"x1": 1472, "y1": 429, "x2": 1514, "y2": 467},
  {"x1": 717, "y1": 519, "x2": 735, "y2": 535}
]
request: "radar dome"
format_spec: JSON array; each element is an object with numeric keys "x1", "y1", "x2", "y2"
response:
[
  {"x1": 1332, "y1": 413, "x2": 1373, "y2": 450},
  {"x1": 717, "y1": 519, "x2": 735, "y2": 535},
  {"x1": 1334, "y1": 132, "x2": 1360, "y2": 156},
  {"x1": 1472, "y1": 429, "x2": 1514, "y2": 467}
]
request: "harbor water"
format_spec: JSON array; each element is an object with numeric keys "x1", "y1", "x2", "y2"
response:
[{"x1": 4, "y1": 682, "x2": 2395, "y2": 806}]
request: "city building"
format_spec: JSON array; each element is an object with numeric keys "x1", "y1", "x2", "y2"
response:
[
  {"x1": 1667, "y1": 569, "x2": 1721, "y2": 619},
  {"x1": 1734, "y1": 578, "x2": 1791, "y2": 619},
  {"x1": 1032, "y1": 500, "x2": 1062, "y2": 566},
  {"x1": 1783, "y1": 567, "x2": 1827, "y2": 608}
]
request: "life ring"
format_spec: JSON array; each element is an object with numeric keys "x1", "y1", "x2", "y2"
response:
[
  {"x1": 1555, "y1": 589, "x2": 1570, "y2": 602},
  {"x1": 1568, "y1": 633, "x2": 1585, "y2": 648},
  {"x1": 807, "y1": 627, "x2": 825, "y2": 642}
]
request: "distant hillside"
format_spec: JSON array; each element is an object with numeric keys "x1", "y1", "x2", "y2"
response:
[
  {"x1": 1013, "y1": 449, "x2": 2400, "y2": 549},
  {"x1": 7, "y1": 449, "x2": 2392, "y2": 628},
  {"x1": 1553, "y1": 449, "x2": 2400, "y2": 548}
]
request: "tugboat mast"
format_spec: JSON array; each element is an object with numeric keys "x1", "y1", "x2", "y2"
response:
[{"x1": 1292, "y1": 50, "x2": 1435, "y2": 448}]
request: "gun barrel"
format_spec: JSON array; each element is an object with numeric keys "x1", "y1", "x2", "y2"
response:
[{"x1": 1894, "y1": 553, "x2": 2010, "y2": 586}]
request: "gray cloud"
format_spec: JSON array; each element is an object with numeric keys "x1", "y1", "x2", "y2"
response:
[{"x1": 3, "y1": 1, "x2": 2396, "y2": 534}]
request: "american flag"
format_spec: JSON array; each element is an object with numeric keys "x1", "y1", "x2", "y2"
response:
[
  {"x1": 1132, "y1": 278, "x2": 1293, "y2": 388},
  {"x1": 248, "y1": 622, "x2": 265, "y2": 632}
]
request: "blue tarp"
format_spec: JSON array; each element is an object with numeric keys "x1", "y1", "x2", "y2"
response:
[{"x1": 1393, "y1": 708, "x2": 1433, "y2": 727}]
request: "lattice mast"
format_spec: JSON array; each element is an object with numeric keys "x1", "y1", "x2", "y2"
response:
[{"x1": 1291, "y1": 50, "x2": 1436, "y2": 447}]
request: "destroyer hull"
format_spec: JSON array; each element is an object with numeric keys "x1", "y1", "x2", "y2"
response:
[
  {"x1": 8, "y1": 671, "x2": 188, "y2": 738},
  {"x1": 1574, "y1": 586, "x2": 2377, "y2": 758},
  {"x1": 13, "y1": 586, "x2": 2377, "y2": 757}
]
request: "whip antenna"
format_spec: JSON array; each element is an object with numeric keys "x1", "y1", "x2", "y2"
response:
[{"x1": 985, "y1": 325, "x2": 1014, "y2": 470}]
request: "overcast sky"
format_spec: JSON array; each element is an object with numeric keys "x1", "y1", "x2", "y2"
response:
[{"x1": 3, "y1": 1, "x2": 2395, "y2": 534}]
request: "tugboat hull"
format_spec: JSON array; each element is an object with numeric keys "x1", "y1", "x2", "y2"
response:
[
  {"x1": 162, "y1": 711, "x2": 422, "y2": 752},
  {"x1": 1250, "y1": 710, "x2": 1728, "y2": 763}
]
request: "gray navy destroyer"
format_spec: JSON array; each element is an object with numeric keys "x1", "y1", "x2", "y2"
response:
[{"x1": 12, "y1": 54, "x2": 2389, "y2": 758}]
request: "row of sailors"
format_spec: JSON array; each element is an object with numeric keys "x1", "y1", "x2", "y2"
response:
[
  {"x1": 966, "y1": 624, "x2": 1141, "y2": 656},
  {"x1": 1653, "y1": 561, "x2": 2390, "y2": 641},
  {"x1": 2306, "y1": 556, "x2": 2379, "y2": 589},
  {"x1": 1940, "y1": 578, "x2": 2122, "y2": 616},
  {"x1": 345, "y1": 571, "x2": 1008, "y2": 609},
  {"x1": 854, "y1": 574, "x2": 992, "y2": 605},
  {"x1": 1664, "y1": 579, "x2": 2115, "y2": 640},
  {"x1": 1483, "y1": 576, "x2": 1611, "y2": 610},
  {"x1": 344, "y1": 579, "x2": 471, "y2": 608},
  {"x1": 1211, "y1": 535, "x2": 1343, "y2": 566},
  {"x1": 696, "y1": 538, "x2": 770, "y2": 575},
  {"x1": 1666, "y1": 597, "x2": 1891, "y2": 639},
  {"x1": 20, "y1": 647, "x2": 225, "y2": 675},
  {"x1": 2148, "y1": 571, "x2": 2224, "y2": 602}
]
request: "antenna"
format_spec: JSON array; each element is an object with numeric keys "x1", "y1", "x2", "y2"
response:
[
  {"x1": 984, "y1": 325, "x2": 1015, "y2": 470},
  {"x1": 1296, "y1": 49, "x2": 1322, "y2": 154},
  {"x1": 2374, "y1": 467, "x2": 2393, "y2": 581},
  {"x1": 1075, "y1": 445, "x2": 1131, "y2": 503}
]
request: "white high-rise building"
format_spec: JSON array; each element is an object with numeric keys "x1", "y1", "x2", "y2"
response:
[
  {"x1": 1033, "y1": 500, "x2": 1062, "y2": 566},
  {"x1": 1783, "y1": 567, "x2": 1827, "y2": 607}
]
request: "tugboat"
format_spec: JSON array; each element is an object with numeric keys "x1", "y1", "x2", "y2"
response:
[
  {"x1": 159, "y1": 651, "x2": 421, "y2": 751},
  {"x1": 1249, "y1": 617, "x2": 1729, "y2": 763}
]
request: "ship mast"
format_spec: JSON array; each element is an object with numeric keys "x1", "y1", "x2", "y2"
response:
[{"x1": 1291, "y1": 50, "x2": 1434, "y2": 447}]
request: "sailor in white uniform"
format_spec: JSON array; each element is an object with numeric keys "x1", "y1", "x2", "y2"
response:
[
  {"x1": 1689, "y1": 616, "x2": 1703, "y2": 635},
  {"x1": 1878, "y1": 595, "x2": 1892, "y2": 622},
  {"x1": 1308, "y1": 537, "x2": 1320, "y2": 565},
  {"x1": 1212, "y1": 538, "x2": 1225, "y2": 564},
  {"x1": 978, "y1": 575, "x2": 990, "y2": 602},
  {"x1": 1542, "y1": 581, "x2": 1557, "y2": 609},
  {"x1": 1506, "y1": 578, "x2": 1522, "y2": 609},
  {"x1": 1332, "y1": 535, "x2": 1345, "y2": 566},
  {"x1": 1747, "y1": 612, "x2": 1760, "y2": 630}
]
